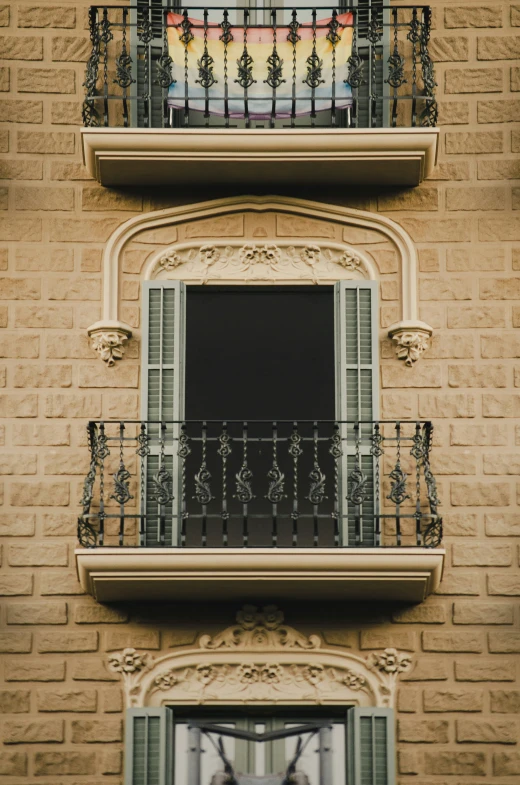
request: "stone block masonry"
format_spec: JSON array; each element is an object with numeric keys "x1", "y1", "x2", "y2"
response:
[{"x1": 0, "y1": 0, "x2": 519, "y2": 783}]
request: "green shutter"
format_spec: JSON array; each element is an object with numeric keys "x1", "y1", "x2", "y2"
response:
[
  {"x1": 348, "y1": 708, "x2": 395, "y2": 785},
  {"x1": 142, "y1": 281, "x2": 185, "y2": 546},
  {"x1": 334, "y1": 281, "x2": 378, "y2": 546},
  {"x1": 125, "y1": 708, "x2": 173, "y2": 785}
]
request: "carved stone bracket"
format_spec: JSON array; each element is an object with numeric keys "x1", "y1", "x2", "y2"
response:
[
  {"x1": 107, "y1": 605, "x2": 413, "y2": 709},
  {"x1": 87, "y1": 320, "x2": 133, "y2": 366},
  {"x1": 388, "y1": 320, "x2": 433, "y2": 366}
]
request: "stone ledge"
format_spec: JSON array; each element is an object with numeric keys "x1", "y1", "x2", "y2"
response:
[
  {"x1": 75, "y1": 547, "x2": 445, "y2": 603},
  {"x1": 81, "y1": 128, "x2": 439, "y2": 188}
]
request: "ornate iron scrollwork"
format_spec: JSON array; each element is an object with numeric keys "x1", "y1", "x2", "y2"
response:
[
  {"x1": 266, "y1": 464, "x2": 286, "y2": 503},
  {"x1": 111, "y1": 463, "x2": 133, "y2": 505},
  {"x1": 179, "y1": 10, "x2": 194, "y2": 46},
  {"x1": 193, "y1": 465, "x2": 214, "y2": 505},
  {"x1": 114, "y1": 50, "x2": 135, "y2": 88},
  {"x1": 219, "y1": 12, "x2": 233, "y2": 45},
  {"x1": 236, "y1": 49, "x2": 255, "y2": 89},
  {"x1": 346, "y1": 52, "x2": 364, "y2": 88},
  {"x1": 424, "y1": 518, "x2": 443, "y2": 548},
  {"x1": 265, "y1": 48, "x2": 285, "y2": 89},
  {"x1": 367, "y1": 16, "x2": 383, "y2": 45},
  {"x1": 152, "y1": 464, "x2": 174, "y2": 506},
  {"x1": 385, "y1": 51, "x2": 406, "y2": 88},
  {"x1": 347, "y1": 464, "x2": 368, "y2": 506},
  {"x1": 387, "y1": 463, "x2": 410, "y2": 506},
  {"x1": 77, "y1": 517, "x2": 98, "y2": 548},
  {"x1": 307, "y1": 465, "x2": 327, "y2": 505},
  {"x1": 82, "y1": 10, "x2": 100, "y2": 126},
  {"x1": 303, "y1": 51, "x2": 324, "y2": 89},
  {"x1": 235, "y1": 465, "x2": 255, "y2": 503},
  {"x1": 326, "y1": 10, "x2": 341, "y2": 47},
  {"x1": 157, "y1": 51, "x2": 174, "y2": 88},
  {"x1": 287, "y1": 13, "x2": 301, "y2": 45},
  {"x1": 197, "y1": 51, "x2": 217, "y2": 88}
]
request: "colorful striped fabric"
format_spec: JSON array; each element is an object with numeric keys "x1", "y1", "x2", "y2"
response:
[{"x1": 167, "y1": 12, "x2": 353, "y2": 119}]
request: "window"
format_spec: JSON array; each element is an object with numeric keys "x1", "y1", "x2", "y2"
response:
[
  {"x1": 141, "y1": 281, "x2": 379, "y2": 547},
  {"x1": 125, "y1": 706, "x2": 395, "y2": 785}
]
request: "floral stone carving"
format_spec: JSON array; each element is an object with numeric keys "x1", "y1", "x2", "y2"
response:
[
  {"x1": 388, "y1": 321, "x2": 433, "y2": 366},
  {"x1": 149, "y1": 241, "x2": 371, "y2": 285},
  {"x1": 107, "y1": 605, "x2": 413, "y2": 709},
  {"x1": 87, "y1": 320, "x2": 133, "y2": 366}
]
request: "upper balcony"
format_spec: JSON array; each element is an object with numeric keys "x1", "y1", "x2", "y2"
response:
[
  {"x1": 81, "y1": 3, "x2": 439, "y2": 187},
  {"x1": 75, "y1": 419, "x2": 444, "y2": 603}
]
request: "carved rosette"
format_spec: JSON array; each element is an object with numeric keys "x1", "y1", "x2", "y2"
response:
[
  {"x1": 107, "y1": 606, "x2": 414, "y2": 709},
  {"x1": 388, "y1": 321, "x2": 433, "y2": 366},
  {"x1": 88, "y1": 320, "x2": 133, "y2": 366}
]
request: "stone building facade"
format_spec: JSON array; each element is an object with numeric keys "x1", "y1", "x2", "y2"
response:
[{"x1": 0, "y1": 0, "x2": 519, "y2": 783}]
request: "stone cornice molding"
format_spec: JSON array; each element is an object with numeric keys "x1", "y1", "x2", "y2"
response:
[
  {"x1": 107, "y1": 605, "x2": 412, "y2": 709},
  {"x1": 88, "y1": 195, "x2": 432, "y2": 364}
]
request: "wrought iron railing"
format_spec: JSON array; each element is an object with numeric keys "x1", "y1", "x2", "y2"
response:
[
  {"x1": 78, "y1": 419, "x2": 442, "y2": 548},
  {"x1": 82, "y1": 4, "x2": 437, "y2": 129}
]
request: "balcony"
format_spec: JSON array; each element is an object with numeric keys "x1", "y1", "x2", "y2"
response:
[
  {"x1": 81, "y1": 4, "x2": 439, "y2": 186},
  {"x1": 75, "y1": 419, "x2": 445, "y2": 602}
]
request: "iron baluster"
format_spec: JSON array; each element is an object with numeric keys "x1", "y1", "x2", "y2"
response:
[
  {"x1": 110, "y1": 422, "x2": 133, "y2": 545},
  {"x1": 266, "y1": 422, "x2": 286, "y2": 546},
  {"x1": 235, "y1": 10, "x2": 255, "y2": 129},
  {"x1": 367, "y1": 5, "x2": 382, "y2": 128},
  {"x1": 329, "y1": 423, "x2": 343, "y2": 546},
  {"x1": 217, "y1": 422, "x2": 232, "y2": 546},
  {"x1": 152, "y1": 423, "x2": 174, "y2": 545},
  {"x1": 327, "y1": 9, "x2": 340, "y2": 126},
  {"x1": 385, "y1": 7, "x2": 406, "y2": 128},
  {"x1": 345, "y1": 12, "x2": 363, "y2": 128},
  {"x1": 370, "y1": 422, "x2": 384, "y2": 546},
  {"x1": 347, "y1": 421, "x2": 368, "y2": 544},
  {"x1": 235, "y1": 422, "x2": 254, "y2": 545},
  {"x1": 411, "y1": 421, "x2": 425, "y2": 545},
  {"x1": 97, "y1": 422, "x2": 108, "y2": 545},
  {"x1": 100, "y1": 7, "x2": 113, "y2": 126},
  {"x1": 197, "y1": 8, "x2": 217, "y2": 123},
  {"x1": 82, "y1": 7, "x2": 100, "y2": 127},
  {"x1": 78, "y1": 422, "x2": 99, "y2": 548},
  {"x1": 423, "y1": 422, "x2": 442, "y2": 547},
  {"x1": 157, "y1": 9, "x2": 175, "y2": 128},
  {"x1": 219, "y1": 10, "x2": 233, "y2": 127},
  {"x1": 387, "y1": 421, "x2": 410, "y2": 545},
  {"x1": 178, "y1": 422, "x2": 191, "y2": 546},
  {"x1": 265, "y1": 9, "x2": 285, "y2": 127},
  {"x1": 288, "y1": 422, "x2": 302, "y2": 546},
  {"x1": 136, "y1": 423, "x2": 150, "y2": 547},
  {"x1": 419, "y1": 7, "x2": 438, "y2": 127},
  {"x1": 287, "y1": 9, "x2": 301, "y2": 127},
  {"x1": 114, "y1": 7, "x2": 134, "y2": 127},
  {"x1": 407, "y1": 7, "x2": 420, "y2": 127},
  {"x1": 194, "y1": 421, "x2": 214, "y2": 547},
  {"x1": 137, "y1": 4, "x2": 153, "y2": 128},
  {"x1": 179, "y1": 9, "x2": 194, "y2": 127},
  {"x1": 307, "y1": 422, "x2": 327, "y2": 546},
  {"x1": 303, "y1": 8, "x2": 324, "y2": 123}
]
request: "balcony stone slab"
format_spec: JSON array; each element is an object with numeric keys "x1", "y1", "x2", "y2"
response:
[
  {"x1": 81, "y1": 127, "x2": 439, "y2": 188},
  {"x1": 75, "y1": 546, "x2": 445, "y2": 603}
]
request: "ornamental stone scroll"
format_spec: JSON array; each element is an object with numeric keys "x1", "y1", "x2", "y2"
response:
[
  {"x1": 87, "y1": 196, "x2": 433, "y2": 366},
  {"x1": 107, "y1": 605, "x2": 413, "y2": 709}
]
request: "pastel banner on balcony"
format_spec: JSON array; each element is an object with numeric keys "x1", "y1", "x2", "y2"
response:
[{"x1": 166, "y1": 12, "x2": 353, "y2": 119}]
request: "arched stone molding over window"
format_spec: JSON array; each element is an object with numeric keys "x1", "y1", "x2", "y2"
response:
[
  {"x1": 87, "y1": 196, "x2": 433, "y2": 366},
  {"x1": 107, "y1": 605, "x2": 412, "y2": 709}
]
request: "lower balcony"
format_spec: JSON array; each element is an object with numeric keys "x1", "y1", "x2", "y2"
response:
[{"x1": 76, "y1": 419, "x2": 444, "y2": 602}]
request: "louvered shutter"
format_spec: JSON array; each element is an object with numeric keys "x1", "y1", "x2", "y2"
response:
[
  {"x1": 142, "y1": 281, "x2": 186, "y2": 546},
  {"x1": 334, "y1": 281, "x2": 379, "y2": 546},
  {"x1": 352, "y1": 0, "x2": 389, "y2": 128},
  {"x1": 125, "y1": 708, "x2": 173, "y2": 785},
  {"x1": 132, "y1": 0, "x2": 171, "y2": 128},
  {"x1": 347, "y1": 708, "x2": 395, "y2": 785}
]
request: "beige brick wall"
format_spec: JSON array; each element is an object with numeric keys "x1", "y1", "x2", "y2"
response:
[{"x1": 0, "y1": 0, "x2": 519, "y2": 782}]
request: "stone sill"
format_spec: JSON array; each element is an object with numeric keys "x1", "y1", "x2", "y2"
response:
[
  {"x1": 81, "y1": 127, "x2": 439, "y2": 188},
  {"x1": 75, "y1": 547, "x2": 445, "y2": 603}
]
